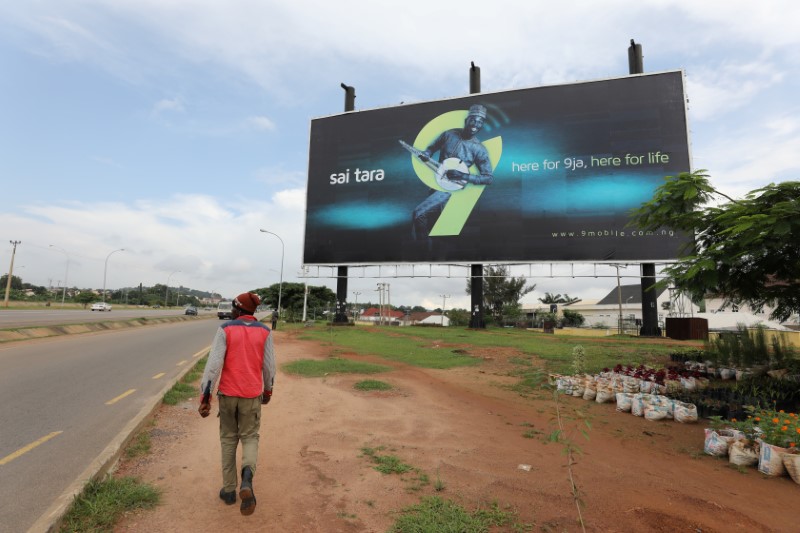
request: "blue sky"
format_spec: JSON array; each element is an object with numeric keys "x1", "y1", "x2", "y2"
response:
[{"x1": 2, "y1": 1, "x2": 799, "y2": 309}]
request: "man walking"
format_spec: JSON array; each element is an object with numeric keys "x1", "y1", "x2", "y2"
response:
[{"x1": 198, "y1": 292, "x2": 276, "y2": 516}]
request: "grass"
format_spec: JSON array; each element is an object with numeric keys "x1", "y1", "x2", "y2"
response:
[
  {"x1": 387, "y1": 496, "x2": 530, "y2": 533},
  {"x1": 59, "y1": 477, "x2": 160, "y2": 532},
  {"x1": 361, "y1": 446, "x2": 414, "y2": 475},
  {"x1": 283, "y1": 357, "x2": 390, "y2": 377},
  {"x1": 295, "y1": 324, "x2": 702, "y2": 374},
  {"x1": 297, "y1": 327, "x2": 484, "y2": 369},
  {"x1": 163, "y1": 356, "x2": 207, "y2": 405},
  {"x1": 125, "y1": 430, "x2": 152, "y2": 459},
  {"x1": 354, "y1": 379, "x2": 392, "y2": 391}
]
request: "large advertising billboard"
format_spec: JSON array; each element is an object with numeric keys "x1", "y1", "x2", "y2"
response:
[{"x1": 304, "y1": 71, "x2": 691, "y2": 265}]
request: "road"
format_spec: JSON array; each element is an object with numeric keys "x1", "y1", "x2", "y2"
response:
[
  {"x1": 0, "y1": 307, "x2": 217, "y2": 329},
  {"x1": 0, "y1": 318, "x2": 221, "y2": 533}
]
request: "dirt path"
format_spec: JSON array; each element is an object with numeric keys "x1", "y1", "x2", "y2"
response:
[{"x1": 114, "y1": 329, "x2": 799, "y2": 532}]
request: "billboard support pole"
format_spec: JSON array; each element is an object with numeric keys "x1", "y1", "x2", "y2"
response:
[
  {"x1": 333, "y1": 83, "x2": 356, "y2": 325},
  {"x1": 628, "y1": 40, "x2": 659, "y2": 337},
  {"x1": 468, "y1": 62, "x2": 485, "y2": 329}
]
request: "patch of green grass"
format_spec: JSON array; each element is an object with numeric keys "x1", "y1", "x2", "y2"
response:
[
  {"x1": 298, "y1": 325, "x2": 703, "y2": 375},
  {"x1": 361, "y1": 446, "x2": 413, "y2": 475},
  {"x1": 124, "y1": 430, "x2": 151, "y2": 459},
  {"x1": 59, "y1": 476, "x2": 160, "y2": 532},
  {"x1": 163, "y1": 356, "x2": 207, "y2": 405},
  {"x1": 354, "y1": 379, "x2": 392, "y2": 391},
  {"x1": 297, "y1": 328, "x2": 483, "y2": 369},
  {"x1": 162, "y1": 381, "x2": 196, "y2": 405},
  {"x1": 388, "y1": 496, "x2": 530, "y2": 533},
  {"x1": 283, "y1": 358, "x2": 390, "y2": 377}
]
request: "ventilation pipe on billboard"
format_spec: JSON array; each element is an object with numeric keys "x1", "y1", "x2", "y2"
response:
[
  {"x1": 628, "y1": 40, "x2": 660, "y2": 337},
  {"x1": 333, "y1": 83, "x2": 356, "y2": 324},
  {"x1": 468, "y1": 62, "x2": 486, "y2": 329}
]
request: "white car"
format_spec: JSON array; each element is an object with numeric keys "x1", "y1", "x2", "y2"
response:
[{"x1": 91, "y1": 302, "x2": 112, "y2": 312}]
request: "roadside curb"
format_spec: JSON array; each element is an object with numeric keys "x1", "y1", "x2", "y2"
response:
[
  {"x1": 28, "y1": 346, "x2": 210, "y2": 533},
  {"x1": 0, "y1": 315, "x2": 212, "y2": 344}
]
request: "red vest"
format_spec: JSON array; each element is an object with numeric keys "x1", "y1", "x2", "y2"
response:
[{"x1": 218, "y1": 318, "x2": 270, "y2": 398}]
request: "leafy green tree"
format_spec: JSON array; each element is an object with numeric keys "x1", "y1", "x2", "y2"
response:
[
  {"x1": 561, "y1": 309, "x2": 586, "y2": 327},
  {"x1": 75, "y1": 292, "x2": 97, "y2": 308},
  {"x1": 631, "y1": 170, "x2": 800, "y2": 321},
  {"x1": 466, "y1": 265, "x2": 535, "y2": 324},
  {"x1": 0, "y1": 274, "x2": 23, "y2": 291},
  {"x1": 252, "y1": 283, "x2": 336, "y2": 321},
  {"x1": 538, "y1": 293, "x2": 581, "y2": 304},
  {"x1": 447, "y1": 308, "x2": 470, "y2": 327}
]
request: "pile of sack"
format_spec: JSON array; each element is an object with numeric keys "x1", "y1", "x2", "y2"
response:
[{"x1": 552, "y1": 373, "x2": 698, "y2": 424}]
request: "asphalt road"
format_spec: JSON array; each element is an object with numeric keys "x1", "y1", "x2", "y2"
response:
[
  {"x1": 0, "y1": 318, "x2": 222, "y2": 533},
  {"x1": 0, "y1": 307, "x2": 217, "y2": 329}
]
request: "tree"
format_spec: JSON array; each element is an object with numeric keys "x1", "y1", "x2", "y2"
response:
[
  {"x1": 75, "y1": 292, "x2": 97, "y2": 308},
  {"x1": 0, "y1": 274, "x2": 23, "y2": 291},
  {"x1": 447, "y1": 308, "x2": 470, "y2": 327},
  {"x1": 538, "y1": 292, "x2": 581, "y2": 305},
  {"x1": 466, "y1": 265, "x2": 535, "y2": 324},
  {"x1": 561, "y1": 309, "x2": 586, "y2": 327},
  {"x1": 631, "y1": 170, "x2": 800, "y2": 321},
  {"x1": 251, "y1": 283, "x2": 336, "y2": 322}
]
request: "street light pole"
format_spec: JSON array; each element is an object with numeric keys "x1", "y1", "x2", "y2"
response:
[
  {"x1": 165, "y1": 270, "x2": 180, "y2": 307},
  {"x1": 102, "y1": 248, "x2": 125, "y2": 303},
  {"x1": 259, "y1": 229, "x2": 284, "y2": 319},
  {"x1": 49, "y1": 245, "x2": 70, "y2": 307}
]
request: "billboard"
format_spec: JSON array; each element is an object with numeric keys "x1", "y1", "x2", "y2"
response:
[{"x1": 304, "y1": 71, "x2": 691, "y2": 265}]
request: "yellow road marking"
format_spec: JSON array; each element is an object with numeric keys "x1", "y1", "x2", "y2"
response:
[
  {"x1": 0, "y1": 431, "x2": 63, "y2": 466},
  {"x1": 152, "y1": 373, "x2": 165, "y2": 379},
  {"x1": 176, "y1": 360, "x2": 187, "y2": 366},
  {"x1": 192, "y1": 347, "x2": 209, "y2": 359},
  {"x1": 106, "y1": 389, "x2": 136, "y2": 405}
]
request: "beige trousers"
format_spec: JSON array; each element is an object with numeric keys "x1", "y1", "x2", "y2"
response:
[{"x1": 218, "y1": 395, "x2": 261, "y2": 492}]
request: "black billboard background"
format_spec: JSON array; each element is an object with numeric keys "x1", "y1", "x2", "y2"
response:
[{"x1": 304, "y1": 71, "x2": 691, "y2": 265}]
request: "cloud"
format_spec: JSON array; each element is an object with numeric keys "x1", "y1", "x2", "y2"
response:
[
  {"x1": 245, "y1": 115, "x2": 276, "y2": 131},
  {"x1": 6, "y1": 189, "x2": 307, "y2": 298},
  {"x1": 686, "y1": 61, "x2": 784, "y2": 121},
  {"x1": 153, "y1": 97, "x2": 185, "y2": 115}
]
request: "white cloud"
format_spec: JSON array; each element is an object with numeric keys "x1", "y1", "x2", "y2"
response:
[
  {"x1": 5, "y1": 189, "x2": 308, "y2": 299},
  {"x1": 245, "y1": 115, "x2": 276, "y2": 131},
  {"x1": 153, "y1": 97, "x2": 185, "y2": 114},
  {"x1": 686, "y1": 61, "x2": 784, "y2": 121}
]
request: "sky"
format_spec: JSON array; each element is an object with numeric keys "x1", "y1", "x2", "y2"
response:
[{"x1": 2, "y1": 1, "x2": 799, "y2": 311}]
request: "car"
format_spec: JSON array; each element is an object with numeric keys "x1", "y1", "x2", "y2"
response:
[
  {"x1": 185, "y1": 306, "x2": 198, "y2": 316},
  {"x1": 91, "y1": 302, "x2": 112, "y2": 312}
]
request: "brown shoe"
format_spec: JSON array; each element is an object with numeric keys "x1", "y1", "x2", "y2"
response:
[{"x1": 239, "y1": 466, "x2": 256, "y2": 516}]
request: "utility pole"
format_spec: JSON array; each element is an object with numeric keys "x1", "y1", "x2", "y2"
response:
[
  {"x1": 376, "y1": 284, "x2": 383, "y2": 325},
  {"x1": 3, "y1": 240, "x2": 21, "y2": 308},
  {"x1": 352, "y1": 290, "x2": 361, "y2": 323},
  {"x1": 439, "y1": 294, "x2": 450, "y2": 326},
  {"x1": 611, "y1": 264, "x2": 627, "y2": 335}
]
